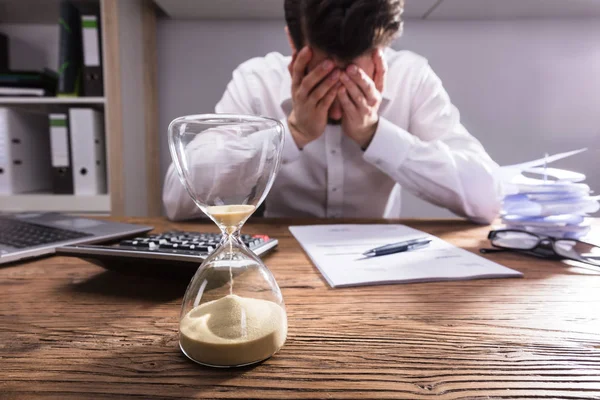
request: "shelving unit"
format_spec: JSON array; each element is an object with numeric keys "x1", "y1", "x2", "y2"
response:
[
  {"x1": 0, "y1": 194, "x2": 110, "y2": 213},
  {"x1": 0, "y1": 97, "x2": 105, "y2": 105},
  {"x1": 0, "y1": 1, "x2": 111, "y2": 216},
  {"x1": 0, "y1": 0, "x2": 160, "y2": 217}
]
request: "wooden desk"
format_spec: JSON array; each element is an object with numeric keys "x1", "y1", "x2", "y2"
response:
[{"x1": 1, "y1": 218, "x2": 599, "y2": 399}]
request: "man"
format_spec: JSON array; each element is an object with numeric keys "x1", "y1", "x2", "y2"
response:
[{"x1": 163, "y1": 0, "x2": 502, "y2": 224}]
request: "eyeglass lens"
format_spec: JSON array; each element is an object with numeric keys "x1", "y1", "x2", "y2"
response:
[
  {"x1": 492, "y1": 231, "x2": 540, "y2": 250},
  {"x1": 553, "y1": 240, "x2": 600, "y2": 266}
]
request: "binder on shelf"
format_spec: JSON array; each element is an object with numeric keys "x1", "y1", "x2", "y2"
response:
[
  {"x1": 0, "y1": 33, "x2": 8, "y2": 71},
  {"x1": 57, "y1": 0, "x2": 83, "y2": 97},
  {"x1": 49, "y1": 113, "x2": 74, "y2": 194},
  {"x1": 78, "y1": 3, "x2": 104, "y2": 97},
  {"x1": 0, "y1": 108, "x2": 51, "y2": 195},
  {"x1": 69, "y1": 108, "x2": 106, "y2": 195}
]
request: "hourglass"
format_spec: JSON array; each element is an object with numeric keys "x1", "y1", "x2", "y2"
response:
[{"x1": 168, "y1": 114, "x2": 287, "y2": 367}]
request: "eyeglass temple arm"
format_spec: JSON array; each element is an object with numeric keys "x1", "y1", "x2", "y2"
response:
[{"x1": 480, "y1": 247, "x2": 510, "y2": 254}]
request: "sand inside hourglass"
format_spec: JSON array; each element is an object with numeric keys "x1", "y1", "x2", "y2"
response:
[
  {"x1": 206, "y1": 205, "x2": 256, "y2": 227},
  {"x1": 179, "y1": 294, "x2": 287, "y2": 366},
  {"x1": 170, "y1": 115, "x2": 287, "y2": 368},
  {"x1": 205, "y1": 204, "x2": 256, "y2": 296},
  {"x1": 180, "y1": 204, "x2": 287, "y2": 366}
]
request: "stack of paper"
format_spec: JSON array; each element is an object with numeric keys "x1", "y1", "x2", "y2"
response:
[
  {"x1": 289, "y1": 225, "x2": 522, "y2": 288},
  {"x1": 497, "y1": 149, "x2": 599, "y2": 239}
]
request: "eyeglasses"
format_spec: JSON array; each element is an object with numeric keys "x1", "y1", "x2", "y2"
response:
[{"x1": 481, "y1": 229, "x2": 600, "y2": 266}]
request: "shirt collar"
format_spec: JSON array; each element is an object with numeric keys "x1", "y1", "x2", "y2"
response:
[{"x1": 279, "y1": 48, "x2": 394, "y2": 114}]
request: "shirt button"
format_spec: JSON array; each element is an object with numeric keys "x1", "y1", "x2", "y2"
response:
[
  {"x1": 332, "y1": 187, "x2": 337, "y2": 192},
  {"x1": 331, "y1": 149, "x2": 337, "y2": 155}
]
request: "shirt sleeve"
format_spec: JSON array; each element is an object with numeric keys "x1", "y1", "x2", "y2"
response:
[
  {"x1": 163, "y1": 66, "x2": 290, "y2": 221},
  {"x1": 363, "y1": 63, "x2": 502, "y2": 224},
  {"x1": 163, "y1": 67, "x2": 257, "y2": 221},
  {"x1": 163, "y1": 162, "x2": 203, "y2": 221},
  {"x1": 280, "y1": 118, "x2": 302, "y2": 164},
  {"x1": 216, "y1": 68, "x2": 301, "y2": 164}
]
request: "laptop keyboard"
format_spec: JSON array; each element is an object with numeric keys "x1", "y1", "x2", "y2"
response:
[
  {"x1": 0, "y1": 218, "x2": 92, "y2": 248},
  {"x1": 117, "y1": 231, "x2": 270, "y2": 256}
]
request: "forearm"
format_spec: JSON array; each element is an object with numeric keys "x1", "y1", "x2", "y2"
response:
[{"x1": 364, "y1": 117, "x2": 502, "y2": 224}]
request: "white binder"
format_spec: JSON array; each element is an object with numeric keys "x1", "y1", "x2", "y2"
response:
[
  {"x1": 49, "y1": 113, "x2": 74, "y2": 193},
  {"x1": 82, "y1": 15, "x2": 101, "y2": 67},
  {"x1": 69, "y1": 108, "x2": 107, "y2": 195},
  {"x1": 49, "y1": 113, "x2": 70, "y2": 167},
  {"x1": 0, "y1": 108, "x2": 51, "y2": 195}
]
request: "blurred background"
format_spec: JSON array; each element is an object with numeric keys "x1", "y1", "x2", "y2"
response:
[{"x1": 1, "y1": 0, "x2": 598, "y2": 218}]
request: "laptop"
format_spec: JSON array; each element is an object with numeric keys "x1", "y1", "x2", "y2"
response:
[{"x1": 0, "y1": 212, "x2": 153, "y2": 265}]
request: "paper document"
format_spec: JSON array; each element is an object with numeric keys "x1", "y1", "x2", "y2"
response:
[
  {"x1": 496, "y1": 148, "x2": 599, "y2": 238},
  {"x1": 289, "y1": 225, "x2": 523, "y2": 288},
  {"x1": 496, "y1": 148, "x2": 587, "y2": 183}
]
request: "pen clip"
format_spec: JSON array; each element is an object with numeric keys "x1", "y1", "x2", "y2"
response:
[{"x1": 407, "y1": 241, "x2": 431, "y2": 251}]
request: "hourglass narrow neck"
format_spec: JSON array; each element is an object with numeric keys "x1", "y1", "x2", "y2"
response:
[{"x1": 219, "y1": 226, "x2": 241, "y2": 245}]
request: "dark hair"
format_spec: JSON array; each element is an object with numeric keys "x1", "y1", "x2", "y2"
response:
[{"x1": 284, "y1": 0, "x2": 404, "y2": 63}]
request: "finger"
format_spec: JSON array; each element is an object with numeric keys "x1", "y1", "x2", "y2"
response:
[
  {"x1": 288, "y1": 52, "x2": 297, "y2": 75},
  {"x1": 337, "y1": 86, "x2": 357, "y2": 115},
  {"x1": 308, "y1": 69, "x2": 340, "y2": 106},
  {"x1": 292, "y1": 47, "x2": 312, "y2": 93},
  {"x1": 298, "y1": 59, "x2": 334, "y2": 100},
  {"x1": 372, "y1": 48, "x2": 387, "y2": 93},
  {"x1": 340, "y1": 72, "x2": 368, "y2": 112},
  {"x1": 346, "y1": 64, "x2": 379, "y2": 107},
  {"x1": 317, "y1": 82, "x2": 341, "y2": 111}
]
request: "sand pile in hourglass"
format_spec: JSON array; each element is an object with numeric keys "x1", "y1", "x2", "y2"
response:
[
  {"x1": 179, "y1": 204, "x2": 287, "y2": 367},
  {"x1": 179, "y1": 294, "x2": 287, "y2": 366}
]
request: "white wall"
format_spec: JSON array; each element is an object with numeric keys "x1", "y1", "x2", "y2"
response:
[
  {"x1": 116, "y1": 0, "x2": 149, "y2": 216},
  {"x1": 0, "y1": 24, "x2": 59, "y2": 71},
  {"x1": 157, "y1": 18, "x2": 600, "y2": 218}
]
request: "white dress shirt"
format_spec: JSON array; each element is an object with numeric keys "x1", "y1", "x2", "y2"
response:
[{"x1": 163, "y1": 48, "x2": 502, "y2": 223}]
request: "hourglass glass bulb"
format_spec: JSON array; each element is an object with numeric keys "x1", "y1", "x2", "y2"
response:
[{"x1": 168, "y1": 114, "x2": 287, "y2": 368}]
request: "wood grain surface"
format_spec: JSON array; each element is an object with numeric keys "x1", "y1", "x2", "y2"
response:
[{"x1": 1, "y1": 218, "x2": 599, "y2": 399}]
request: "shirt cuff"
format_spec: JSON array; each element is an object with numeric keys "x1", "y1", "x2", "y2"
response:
[
  {"x1": 280, "y1": 118, "x2": 302, "y2": 164},
  {"x1": 363, "y1": 116, "x2": 415, "y2": 173}
]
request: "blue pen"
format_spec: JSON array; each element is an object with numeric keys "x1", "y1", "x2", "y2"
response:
[{"x1": 362, "y1": 237, "x2": 432, "y2": 258}]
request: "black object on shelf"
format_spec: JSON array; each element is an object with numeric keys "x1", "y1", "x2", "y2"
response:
[
  {"x1": 0, "y1": 33, "x2": 8, "y2": 71},
  {"x1": 0, "y1": 69, "x2": 58, "y2": 97},
  {"x1": 57, "y1": 0, "x2": 83, "y2": 97},
  {"x1": 77, "y1": 2, "x2": 104, "y2": 97}
]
